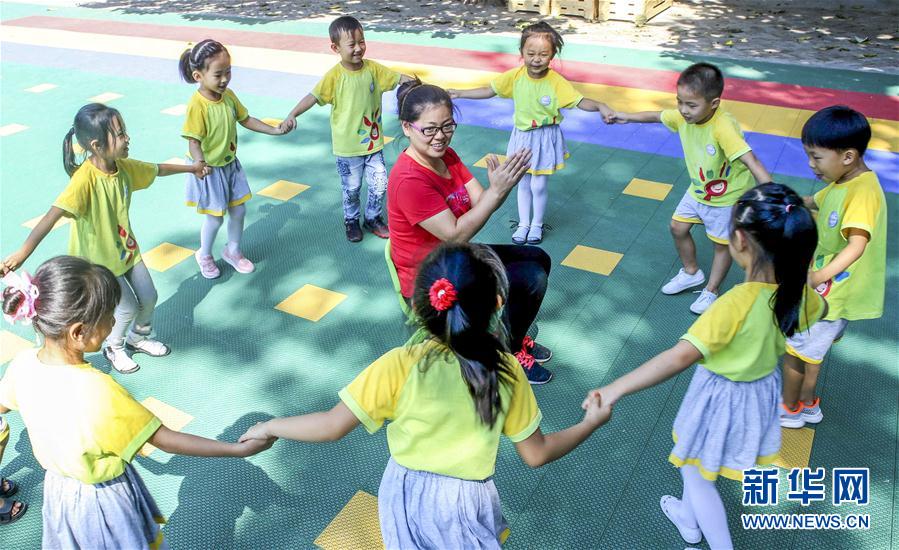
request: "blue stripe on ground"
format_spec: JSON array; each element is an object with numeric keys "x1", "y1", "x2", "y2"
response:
[{"x1": 4, "y1": 42, "x2": 897, "y2": 193}]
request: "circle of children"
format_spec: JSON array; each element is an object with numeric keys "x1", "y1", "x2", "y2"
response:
[{"x1": 0, "y1": 14, "x2": 886, "y2": 550}]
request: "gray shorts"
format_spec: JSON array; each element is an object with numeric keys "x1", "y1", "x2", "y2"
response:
[
  {"x1": 672, "y1": 192, "x2": 733, "y2": 244},
  {"x1": 785, "y1": 318, "x2": 848, "y2": 364}
]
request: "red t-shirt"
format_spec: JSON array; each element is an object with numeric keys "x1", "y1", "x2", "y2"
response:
[{"x1": 387, "y1": 147, "x2": 474, "y2": 297}]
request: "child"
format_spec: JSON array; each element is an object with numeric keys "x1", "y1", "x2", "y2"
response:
[
  {"x1": 587, "y1": 184, "x2": 822, "y2": 549},
  {"x1": 1, "y1": 104, "x2": 208, "y2": 374},
  {"x1": 780, "y1": 106, "x2": 887, "y2": 428},
  {"x1": 0, "y1": 256, "x2": 272, "y2": 548},
  {"x1": 179, "y1": 39, "x2": 288, "y2": 278},
  {"x1": 448, "y1": 21, "x2": 614, "y2": 245},
  {"x1": 611, "y1": 62, "x2": 772, "y2": 314},
  {"x1": 0, "y1": 414, "x2": 27, "y2": 524},
  {"x1": 240, "y1": 242, "x2": 611, "y2": 548},
  {"x1": 278, "y1": 16, "x2": 410, "y2": 242}
]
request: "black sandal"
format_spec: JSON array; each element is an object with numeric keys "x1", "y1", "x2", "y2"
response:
[
  {"x1": 0, "y1": 478, "x2": 16, "y2": 499},
  {"x1": 0, "y1": 498, "x2": 27, "y2": 525}
]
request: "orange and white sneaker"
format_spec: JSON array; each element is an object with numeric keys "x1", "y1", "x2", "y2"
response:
[
  {"x1": 800, "y1": 398, "x2": 823, "y2": 424},
  {"x1": 780, "y1": 402, "x2": 805, "y2": 428}
]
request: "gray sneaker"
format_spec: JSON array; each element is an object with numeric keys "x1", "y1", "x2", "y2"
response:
[{"x1": 800, "y1": 398, "x2": 823, "y2": 424}]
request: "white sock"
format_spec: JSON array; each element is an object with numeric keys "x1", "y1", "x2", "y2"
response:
[{"x1": 200, "y1": 215, "x2": 223, "y2": 257}]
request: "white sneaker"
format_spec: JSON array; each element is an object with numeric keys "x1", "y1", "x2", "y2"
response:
[
  {"x1": 662, "y1": 268, "x2": 705, "y2": 295},
  {"x1": 103, "y1": 347, "x2": 140, "y2": 374},
  {"x1": 689, "y1": 289, "x2": 718, "y2": 314},
  {"x1": 126, "y1": 334, "x2": 171, "y2": 357},
  {"x1": 660, "y1": 495, "x2": 702, "y2": 544}
]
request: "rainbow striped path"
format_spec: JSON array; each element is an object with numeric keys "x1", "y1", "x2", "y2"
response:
[{"x1": 1, "y1": 9, "x2": 897, "y2": 193}]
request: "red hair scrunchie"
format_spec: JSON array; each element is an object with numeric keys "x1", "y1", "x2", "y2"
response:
[{"x1": 429, "y1": 278, "x2": 457, "y2": 311}]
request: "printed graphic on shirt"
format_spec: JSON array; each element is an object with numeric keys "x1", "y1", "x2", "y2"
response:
[
  {"x1": 693, "y1": 160, "x2": 732, "y2": 201},
  {"x1": 445, "y1": 186, "x2": 472, "y2": 217},
  {"x1": 358, "y1": 108, "x2": 382, "y2": 152},
  {"x1": 116, "y1": 224, "x2": 138, "y2": 265}
]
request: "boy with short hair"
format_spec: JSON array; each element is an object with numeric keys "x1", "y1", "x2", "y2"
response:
[
  {"x1": 611, "y1": 62, "x2": 772, "y2": 314},
  {"x1": 780, "y1": 105, "x2": 887, "y2": 428},
  {"x1": 280, "y1": 16, "x2": 410, "y2": 242}
]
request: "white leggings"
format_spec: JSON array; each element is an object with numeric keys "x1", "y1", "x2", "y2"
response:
[
  {"x1": 199, "y1": 204, "x2": 247, "y2": 257},
  {"x1": 516, "y1": 174, "x2": 548, "y2": 227},
  {"x1": 680, "y1": 465, "x2": 734, "y2": 549},
  {"x1": 106, "y1": 261, "x2": 157, "y2": 350}
]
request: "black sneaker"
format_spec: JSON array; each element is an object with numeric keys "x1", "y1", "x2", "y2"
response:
[
  {"x1": 362, "y1": 217, "x2": 390, "y2": 239},
  {"x1": 515, "y1": 346, "x2": 553, "y2": 385},
  {"x1": 345, "y1": 220, "x2": 363, "y2": 242},
  {"x1": 522, "y1": 336, "x2": 552, "y2": 364}
]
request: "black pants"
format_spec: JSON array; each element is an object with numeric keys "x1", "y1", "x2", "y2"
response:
[{"x1": 486, "y1": 244, "x2": 551, "y2": 350}]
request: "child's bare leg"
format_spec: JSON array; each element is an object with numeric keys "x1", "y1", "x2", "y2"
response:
[
  {"x1": 799, "y1": 363, "x2": 822, "y2": 405},
  {"x1": 670, "y1": 220, "x2": 699, "y2": 273},
  {"x1": 706, "y1": 243, "x2": 733, "y2": 294},
  {"x1": 782, "y1": 354, "x2": 805, "y2": 409}
]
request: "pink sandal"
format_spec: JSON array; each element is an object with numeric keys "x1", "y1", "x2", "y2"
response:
[{"x1": 222, "y1": 247, "x2": 255, "y2": 274}]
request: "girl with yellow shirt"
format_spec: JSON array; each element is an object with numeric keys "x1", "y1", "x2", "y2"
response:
[
  {"x1": 0, "y1": 256, "x2": 272, "y2": 548},
  {"x1": 587, "y1": 184, "x2": 824, "y2": 549},
  {"x1": 1, "y1": 104, "x2": 209, "y2": 374},
  {"x1": 240, "y1": 243, "x2": 612, "y2": 549}
]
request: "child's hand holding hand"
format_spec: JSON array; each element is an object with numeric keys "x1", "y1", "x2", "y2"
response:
[
  {"x1": 1, "y1": 252, "x2": 26, "y2": 276},
  {"x1": 278, "y1": 117, "x2": 296, "y2": 135},
  {"x1": 581, "y1": 390, "x2": 612, "y2": 429},
  {"x1": 238, "y1": 421, "x2": 272, "y2": 443},
  {"x1": 191, "y1": 160, "x2": 210, "y2": 180},
  {"x1": 233, "y1": 436, "x2": 276, "y2": 457},
  {"x1": 598, "y1": 104, "x2": 616, "y2": 124},
  {"x1": 606, "y1": 112, "x2": 629, "y2": 124}
]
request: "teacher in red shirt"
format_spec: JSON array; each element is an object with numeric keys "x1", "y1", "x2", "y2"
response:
[{"x1": 387, "y1": 79, "x2": 554, "y2": 384}]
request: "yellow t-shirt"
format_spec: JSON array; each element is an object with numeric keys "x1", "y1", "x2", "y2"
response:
[
  {"x1": 811, "y1": 171, "x2": 887, "y2": 320},
  {"x1": 0, "y1": 348, "x2": 162, "y2": 484},
  {"x1": 182, "y1": 89, "x2": 249, "y2": 166},
  {"x1": 339, "y1": 340, "x2": 542, "y2": 480},
  {"x1": 661, "y1": 108, "x2": 754, "y2": 206},
  {"x1": 491, "y1": 67, "x2": 583, "y2": 131},
  {"x1": 682, "y1": 282, "x2": 825, "y2": 382},
  {"x1": 54, "y1": 158, "x2": 158, "y2": 276},
  {"x1": 312, "y1": 60, "x2": 401, "y2": 157}
]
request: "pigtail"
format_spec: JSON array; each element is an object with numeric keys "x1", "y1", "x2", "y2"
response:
[
  {"x1": 178, "y1": 47, "x2": 195, "y2": 83},
  {"x1": 771, "y1": 199, "x2": 818, "y2": 336},
  {"x1": 62, "y1": 127, "x2": 80, "y2": 177}
]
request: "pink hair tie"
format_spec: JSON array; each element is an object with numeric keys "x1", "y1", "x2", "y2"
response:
[
  {"x1": 428, "y1": 278, "x2": 457, "y2": 311},
  {"x1": 785, "y1": 204, "x2": 794, "y2": 213},
  {"x1": 2, "y1": 270, "x2": 39, "y2": 325}
]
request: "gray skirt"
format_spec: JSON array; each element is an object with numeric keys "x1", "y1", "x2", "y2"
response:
[
  {"x1": 42, "y1": 463, "x2": 167, "y2": 549},
  {"x1": 506, "y1": 124, "x2": 568, "y2": 176},
  {"x1": 670, "y1": 366, "x2": 782, "y2": 481},
  {"x1": 185, "y1": 157, "x2": 251, "y2": 216},
  {"x1": 378, "y1": 458, "x2": 509, "y2": 549}
]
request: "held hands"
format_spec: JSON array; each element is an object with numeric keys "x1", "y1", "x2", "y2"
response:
[
  {"x1": 232, "y1": 435, "x2": 276, "y2": 457},
  {"x1": 605, "y1": 112, "x2": 629, "y2": 124},
  {"x1": 238, "y1": 421, "x2": 271, "y2": 443},
  {"x1": 1, "y1": 251, "x2": 27, "y2": 276},
  {"x1": 581, "y1": 390, "x2": 613, "y2": 429},
  {"x1": 278, "y1": 117, "x2": 297, "y2": 135},
  {"x1": 191, "y1": 160, "x2": 211, "y2": 180},
  {"x1": 598, "y1": 104, "x2": 616, "y2": 124},
  {"x1": 486, "y1": 148, "x2": 532, "y2": 196}
]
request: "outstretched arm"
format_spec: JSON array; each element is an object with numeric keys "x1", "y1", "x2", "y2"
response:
[
  {"x1": 587, "y1": 339, "x2": 702, "y2": 408},
  {"x1": 739, "y1": 150, "x2": 772, "y2": 184},
  {"x1": 608, "y1": 110, "x2": 663, "y2": 124},
  {"x1": 2, "y1": 206, "x2": 68, "y2": 275},
  {"x1": 514, "y1": 392, "x2": 611, "y2": 468},
  {"x1": 158, "y1": 161, "x2": 209, "y2": 179},
  {"x1": 149, "y1": 425, "x2": 273, "y2": 458},
  {"x1": 577, "y1": 97, "x2": 614, "y2": 123},
  {"x1": 447, "y1": 87, "x2": 496, "y2": 100},
  {"x1": 240, "y1": 116, "x2": 288, "y2": 136},
  {"x1": 239, "y1": 402, "x2": 361, "y2": 443},
  {"x1": 280, "y1": 93, "x2": 318, "y2": 133}
]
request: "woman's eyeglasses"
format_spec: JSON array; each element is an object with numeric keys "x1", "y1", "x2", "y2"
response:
[{"x1": 409, "y1": 122, "x2": 457, "y2": 138}]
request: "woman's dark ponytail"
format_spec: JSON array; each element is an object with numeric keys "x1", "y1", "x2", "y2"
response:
[
  {"x1": 732, "y1": 183, "x2": 818, "y2": 336},
  {"x1": 412, "y1": 243, "x2": 514, "y2": 428}
]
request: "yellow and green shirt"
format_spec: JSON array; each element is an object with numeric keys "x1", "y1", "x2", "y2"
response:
[
  {"x1": 339, "y1": 340, "x2": 542, "y2": 480},
  {"x1": 491, "y1": 67, "x2": 583, "y2": 131},
  {"x1": 661, "y1": 109, "x2": 755, "y2": 206},
  {"x1": 182, "y1": 89, "x2": 249, "y2": 166},
  {"x1": 0, "y1": 348, "x2": 162, "y2": 485},
  {"x1": 682, "y1": 282, "x2": 825, "y2": 382},
  {"x1": 312, "y1": 60, "x2": 401, "y2": 157},
  {"x1": 811, "y1": 171, "x2": 886, "y2": 321},
  {"x1": 54, "y1": 158, "x2": 158, "y2": 276}
]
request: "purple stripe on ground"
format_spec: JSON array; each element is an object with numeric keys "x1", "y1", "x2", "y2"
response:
[{"x1": 5, "y1": 42, "x2": 897, "y2": 193}]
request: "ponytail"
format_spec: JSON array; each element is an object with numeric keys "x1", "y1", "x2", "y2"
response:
[
  {"x1": 732, "y1": 183, "x2": 818, "y2": 336},
  {"x1": 412, "y1": 243, "x2": 514, "y2": 428},
  {"x1": 179, "y1": 39, "x2": 228, "y2": 83},
  {"x1": 62, "y1": 104, "x2": 122, "y2": 177},
  {"x1": 62, "y1": 127, "x2": 79, "y2": 177}
]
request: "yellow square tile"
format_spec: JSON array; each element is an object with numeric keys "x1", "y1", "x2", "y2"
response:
[
  {"x1": 161, "y1": 104, "x2": 187, "y2": 116},
  {"x1": 1, "y1": 331, "x2": 35, "y2": 364},
  {"x1": 561, "y1": 245, "x2": 623, "y2": 276},
  {"x1": 314, "y1": 490, "x2": 383, "y2": 550},
  {"x1": 88, "y1": 92, "x2": 123, "y2": 103},
  {"x1": 25, "y1": 83, "x2": 57, "y2": 93},
  {"x1": 473, "y1": 153, "x2": 507, "y2": 169},
  {"x1": 0, "y1": 124, "x2": 29, "y2": 137},
  {"x1": 163, "y1": 157, "x2": 187, "y2": 165},
  {"x1": 258, "y1": 180, "x2": 310, "y2": 201},
  {"x1": 622, "y1": 178, "x2": 673, "y2": 201},
  {"x1": 275, "y1": 284, "x2": 347, "y2": 322},
  {"x1": 22, "y1": 214, "x2": 71, "y2": 231},
  {"x1": 773, "y1": 427, "x2": 815, "y2": 470},
  {"x1": 142, "y1": 243, "x2": 195, "y2": 272},
  {"x1": 139, "y1": 397, "x2": 194, "y2": 456},
  {"x1": 261, "y1": 118, "x2": 283, "y2": 127},
  {"x1": 383, "y1": 136, "x2": 394, "y2": 145}
]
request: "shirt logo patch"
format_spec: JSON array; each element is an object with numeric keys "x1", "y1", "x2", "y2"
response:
[
  {"x1": 369, "y1": 81, "x2": 375, "y2": 94},
  {"x1": 539, "y1": 95, "x2": 552, "y2": 106},
  {"x1": 706, "y1": 144, "x2": 717, "y2": 156},
  {"x1": 828, "y1": 211, "x2": 839, "y2": 228}
]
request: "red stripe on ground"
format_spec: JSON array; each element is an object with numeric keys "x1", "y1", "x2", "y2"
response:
[{"x1": 7, "y1": 15, "x2": 898, "y2": 119}]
